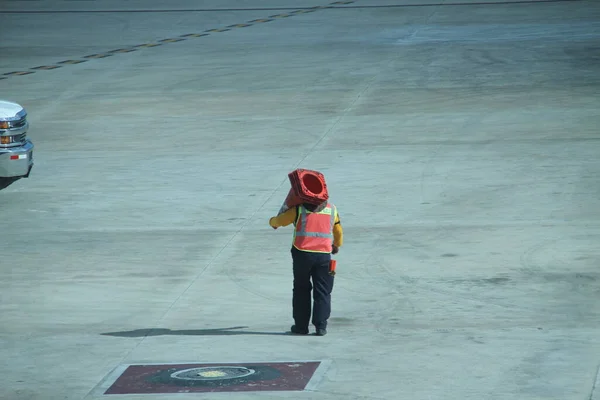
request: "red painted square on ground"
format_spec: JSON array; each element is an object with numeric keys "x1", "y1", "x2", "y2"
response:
[{"x1": 103, "y1": 362, "x2": 322, "y2": 394}]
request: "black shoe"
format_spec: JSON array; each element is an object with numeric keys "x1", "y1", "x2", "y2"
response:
[
  {"x1": 315, "y1": 328, "x2": 327, "y2": 336},
  {"x1": 290, "y1": 325, "x2": 309, "y2": 335}
]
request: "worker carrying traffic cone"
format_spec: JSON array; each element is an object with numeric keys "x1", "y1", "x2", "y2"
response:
[{"x1": 269, "y1": 195, "x2": 343, "y2": 337}]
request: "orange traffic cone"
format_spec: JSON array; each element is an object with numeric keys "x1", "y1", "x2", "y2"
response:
[{"x1": 278, "y1": 169, "x2": 329, "y2": 215}]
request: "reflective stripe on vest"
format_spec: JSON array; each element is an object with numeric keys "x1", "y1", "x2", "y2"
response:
[{"x1": 293, "y1": 203, "x2": 336, "y2": 253}]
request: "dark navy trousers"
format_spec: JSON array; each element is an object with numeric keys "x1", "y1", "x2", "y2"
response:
[{"x1": 290, "y1": 246, "x2": 334, "y2": 330}]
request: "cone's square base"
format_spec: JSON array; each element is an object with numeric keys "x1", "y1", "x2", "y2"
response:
[{"x1": 96, "y1": 361, "x2": 329, "y2": 395}]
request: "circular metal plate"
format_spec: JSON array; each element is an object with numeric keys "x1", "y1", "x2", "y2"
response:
[{"x1": 170, "y1": 366, "x2": 256, "y2": 381}]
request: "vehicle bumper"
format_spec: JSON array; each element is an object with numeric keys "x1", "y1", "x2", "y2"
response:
[
  {"x1": 0, "y1": 140, "x2": 34, "y2": 178},
  {"x1": 0, "y1": 120, "x2": 28, "y2": 137}
]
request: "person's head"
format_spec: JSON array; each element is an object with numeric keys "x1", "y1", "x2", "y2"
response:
[{"x1": 303, "y1": 201, "x2": 327, "y2": 212}]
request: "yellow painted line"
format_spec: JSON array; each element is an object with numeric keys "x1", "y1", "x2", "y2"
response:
[
  {"x1": 84, "y1": 53, "x2": 113, "y2": 59},
  {"x1": 159, "y1": 38, "x2": 186, "y2": 43},
  {"x1": 58, "y1": 59, "x2": 87, "y2": 64},
  {"x1": 108, "y1": 48, "x2": 137, "y2": 53},
  {"x1": 31, "y1": 65, "x2": 61, "y2": 70},
  {"x1": 4, "y1": 3, "x2": 336, "y2": 78},
  {"x1": 134, "y1": 43, "x2": 162, "y2": 48},
  {"x1": 180, "y1": 33, "x2": 209, "y2": 37},
  {"x1": 4, "y1": 71, "x2": 35, "y2": 76}
]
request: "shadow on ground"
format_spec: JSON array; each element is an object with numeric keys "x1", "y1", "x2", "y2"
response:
[
  {"x1": 101, "y1": 326, "x2": 294, "y2": 337},
  {"x1": 0, "y1": 177, "x2": 19, "y2": 191}
]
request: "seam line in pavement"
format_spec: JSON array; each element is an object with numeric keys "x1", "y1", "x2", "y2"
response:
[
  {"x1": 590, "y1": 363, "x2": 600, "y2": 400},
  {"x1": 0, "y1": 1, "x2": 354, "y2": 81}
]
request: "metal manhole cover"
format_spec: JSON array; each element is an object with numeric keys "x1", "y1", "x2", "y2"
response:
[
  {"x1": 171, "y1": 366, "x2": 255, "y2": 381},
  {"x1": 96, "y1": 361, "x2": 331, "y2": 394}
]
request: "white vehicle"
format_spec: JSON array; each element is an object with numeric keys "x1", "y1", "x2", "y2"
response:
[{"x1": 0, "y1": 100, "x2": 34, "y2": 185}]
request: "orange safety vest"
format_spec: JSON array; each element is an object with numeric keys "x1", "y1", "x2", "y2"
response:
[{"x1": 293, "y1": 202, "x2": 337, "y2": 253}]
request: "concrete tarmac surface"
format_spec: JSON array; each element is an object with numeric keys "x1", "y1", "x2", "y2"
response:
[{"x1": 1, "y1": 0, "x2": 600, "y2": 399}]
